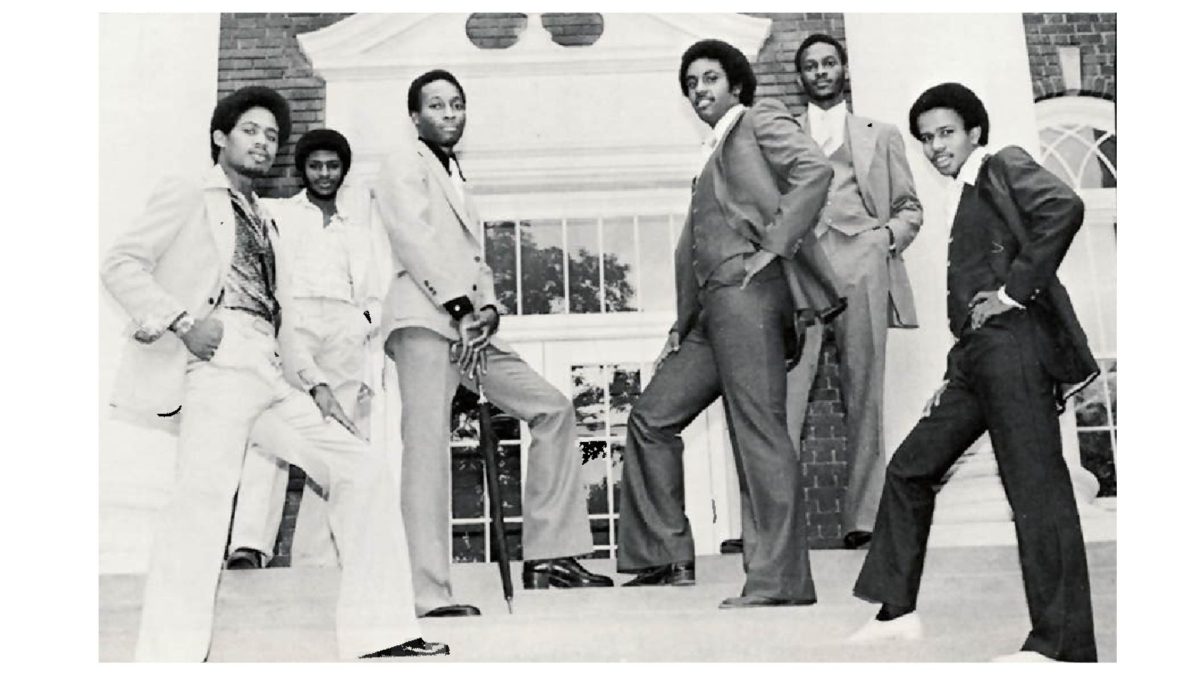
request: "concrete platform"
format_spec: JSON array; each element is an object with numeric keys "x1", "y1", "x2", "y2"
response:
[{"x1": 99, "y1": 542, "x2": 1115, "y2": 662}]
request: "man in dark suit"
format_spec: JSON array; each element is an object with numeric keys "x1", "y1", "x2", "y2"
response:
[
  {"x1": 617, "y1": 39, "x2": 840, "y2": 609},
  {"x1": 847, "y1": 83, "x2": 1098, "y2": 663}
]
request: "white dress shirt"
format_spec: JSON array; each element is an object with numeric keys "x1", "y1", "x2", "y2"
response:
[
  {"x1": 696, "y1": 103, "x2": 746, "y2": 177},
  {"x1": 806, "y1": 100, "x2": 847, "y2": 156},
  {"x1": 275, "y1": 190, "x2": 357, "y2": 304}
]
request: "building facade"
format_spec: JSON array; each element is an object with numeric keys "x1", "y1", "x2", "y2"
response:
[{"x1": 98, "y1": 12, "x2": 1116, "y2": 572}]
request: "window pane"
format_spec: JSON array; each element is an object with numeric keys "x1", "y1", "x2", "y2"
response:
[
  {"x1": 451, "y1": 523, "x2": 485, "y2": 562},
  {"x1": 567, "y1": 218, "x2": 601, "y2": 313},
  {"x1": 572, "y1": 365, "x2": 607, "y2": 437},
  {"x1": 450, "y1": 448, "x2": 484, "y2": 519},
  {"x1": 580, "y1": 440, "x2": 610, "y2": 514},
  {"x1": 609, "y1": 364, "x2": 642, "y2": 439},
  {"x1": 638, "y1": 215, "x2": 676, "y2": 312},
  {"x1": 1103, "y1": 359, "x2": 1117, "y2": 425},
  {"x1": 1073, "y1": 375, "x2": 1110, "y2": 428},
  {"x1": 496, "y1": 442, "x2": 523, "y2": 519},
  {"x1": 604, "y1": 216, "x2": 638, "y2": 312},
  {"x1": 520, "y1": 219, "x2": 566, "y2": 314},
  {"x1": 484, "y1": 221, "x2": 518, "y2": 315},
  {"x1": 610, "y1": 440, "x2": 625, "y2": 514}
]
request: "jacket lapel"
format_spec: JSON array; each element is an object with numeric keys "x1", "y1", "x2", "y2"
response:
[
  {"x1": 203, "y1": 169, "x2": 237, "y2": 269},
  {"x1": 847, "y1": 114, "x2": 880, "y2": 217},
  {"x1": 418, "y1": 145, "x2": 474, "y2": 233}
]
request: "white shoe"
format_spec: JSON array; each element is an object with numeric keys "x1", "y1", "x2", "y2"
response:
[
  {"x1": 991, "y1": 650, "x2": 1057, "y2": 662},
  {"x1": 846, "y1": 612, "x2": 924, "y2": 644}
]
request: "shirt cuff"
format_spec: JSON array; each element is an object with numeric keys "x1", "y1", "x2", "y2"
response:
[
  {"x1": 997, "y1": 286, "x2": 1026, "y2": 310},
  {"x1": 442, "y1": 296, "x2": 475, "y2": 321}
]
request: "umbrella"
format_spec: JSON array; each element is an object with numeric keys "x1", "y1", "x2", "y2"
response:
[{"x1": 476, "y1": 381, "x2": 514, "y2": 614}]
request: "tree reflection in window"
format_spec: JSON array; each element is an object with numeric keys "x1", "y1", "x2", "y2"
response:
[
  {"x1": 484, "y1": 216, "x2": 674, "y2": 316},
  {"x1": 572, "y1": 363, "x2": 642, "y2": 558}
]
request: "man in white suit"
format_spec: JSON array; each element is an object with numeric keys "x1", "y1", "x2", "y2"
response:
[
  {"x1": 372, "y1": 70, "x2": 612, "y2": 618},
  {"x1": 100, "y1": 86, "x2": 444, "y2": 661},
  {"x1": 225, "y1": 129, "x2": 389, "y2": 570}
]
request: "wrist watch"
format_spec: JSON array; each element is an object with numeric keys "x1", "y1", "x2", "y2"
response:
[{"x1": 170, "y1": 313, "x2": 196, "y2": 336}]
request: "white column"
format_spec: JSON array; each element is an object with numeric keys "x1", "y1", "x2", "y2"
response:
[{"x1": 99, "y1": 13, "x2": 222, "y2": 573}]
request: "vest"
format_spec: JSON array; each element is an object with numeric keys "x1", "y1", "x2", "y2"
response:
[
  {"x1": 946, "y1": 183, "x2": 1003, "y2": 339},
  {"x1": 818, "y1": 141, "x2": 877, "y2": 237},
  {"x1": 689, "y1": 158, "x2": 756, "y2": 287}
]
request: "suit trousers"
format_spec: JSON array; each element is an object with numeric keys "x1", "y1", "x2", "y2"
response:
[
  {"x1": 853, "y1": 311, "x2": 1096, "y2": 662},
  {"x1": 229, "y1": 299, "x2": 373, "y2": 566},
  {"x1": 135, "y1": 309, "x2": 420, "y2": 661},
  {"x1": 617, "y1": 264, "x2": 816, "y2": 601},
  {"x1": 788, "y1": 226, "x2": 891, "y2": 533},
  {"x1": 385, "y1": 327, "x2": 593, "y2": 614}
]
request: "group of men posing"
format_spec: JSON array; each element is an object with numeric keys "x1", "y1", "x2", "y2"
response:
[{"x1": 102, "y1": 34, "x2": 1100, "y2": 662}]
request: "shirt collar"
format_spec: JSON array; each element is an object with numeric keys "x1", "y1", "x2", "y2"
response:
[
  {"x1": 419, "y1": 137, "x2": 461, "y2": 178},
  {"x1": 806, "y1": 100, "x2": 847, "y2": 125},
  {"x1": 707, "y1": 103, "x2": 746, "y2": 148},
  {"x1": 955, "y1": 146, "x2": 988, "y2": 186}
]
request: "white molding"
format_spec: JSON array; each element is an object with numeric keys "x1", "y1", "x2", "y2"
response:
[{"x1": 497, "y1": 311, "x2": 674, "y2": 343}]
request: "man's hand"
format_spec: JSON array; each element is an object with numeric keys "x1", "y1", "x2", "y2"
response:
[
  {"x1": 653, "y1": 331, "x2": 681, "y2": 372},
  {"x1": 740, "y1": 250, "x2": 779, "y2": 289},
  {"x1": 921, "y1": 380, "x2": 949, "y2": 419},
  {"x1": 968, "y1": 290, "x2": 1015, "y2": 330},
  {"x1": 465, "y1": 306, "x2": 500, "y2": 349},
  {"x1": 311, "y1": 383, "x2": 361, "y2": 437},
  {"x1": 179, "y1": 317, "x2": 224, "y2": 361}
]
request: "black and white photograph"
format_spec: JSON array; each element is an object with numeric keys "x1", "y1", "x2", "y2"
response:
[{"x1": 79, "y1": 4, "x2": 1148, "y2": 666}]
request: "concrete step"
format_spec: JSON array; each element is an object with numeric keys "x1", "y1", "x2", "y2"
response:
[{"x1": 101, "y1": 542, "x2": 1116, "y2": 662}]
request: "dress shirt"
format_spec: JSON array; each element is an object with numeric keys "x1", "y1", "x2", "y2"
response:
[
  {"x1": 806, "y1": 100, "x2": 847, "y2": 156},
  {"x1": 696, "y1": 104, "x2": 746, "y2": 177},
  {"x1": 278, "y1": 190, "x2": 356, "y2": 305}
]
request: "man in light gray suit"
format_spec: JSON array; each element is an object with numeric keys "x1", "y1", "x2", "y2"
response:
[
  {"x1": 372, "y1": 70, "x2": 613, "y2": 618},
  {"x1": 788, "y1": 34, "x2": 923, "y2": 550}
]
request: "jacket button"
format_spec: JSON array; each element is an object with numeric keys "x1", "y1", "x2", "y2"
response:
[
  {"x1": 472, "y1": 285, "x2": 477, "y2": 291},
  {"x1": 208, "y1": 297, "x2": 215, "y2": 305},
  {"x1": 474, "y1": 256, "x2": 481, "y2": 262}
]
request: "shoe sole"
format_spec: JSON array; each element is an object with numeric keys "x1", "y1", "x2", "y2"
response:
[{"x1": 523, "y1": 574, "x2": 616, "y2": 590}]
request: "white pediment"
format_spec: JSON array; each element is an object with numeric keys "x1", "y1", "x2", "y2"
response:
[{"x1": 298, "y1": 13, "x2": 771, "y2": 214}]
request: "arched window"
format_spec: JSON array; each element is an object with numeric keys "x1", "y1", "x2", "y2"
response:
[{"x1": 1037, "y1": 96, "x2": 1117, "y2": 498}]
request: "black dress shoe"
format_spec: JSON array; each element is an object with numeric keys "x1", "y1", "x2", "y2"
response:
[
  {"x1": 719, "y1": 594, "x2": 817, "y2": 609},
  {"x1": 361, "y1": 638, "x2": 450, "y2": 658},
  {"x1": 522, "y1": 557, "x2": 614, "y2": 589},
  {"x1": 719, "y1": 538, "x2": 744, "y2": 554},
  {"x1": 224, "y1": 547, "x2": 265, "y2": 570},
  {"x1": 420, "y1": 604, "x2": 481, "y2": 618},
  {"x1": 843, "y1": 530, "x2": 873, "y2": 549},
  {"x1": 622, "y1": 561, "x2": 695, "y2": 587}
]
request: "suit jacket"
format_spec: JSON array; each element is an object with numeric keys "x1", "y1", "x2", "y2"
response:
[
  {"x1": 101, "y1": 165, "x2": 283, "y2": 433},
  {"x1": 973, "y1": 145, "x2": 1099, "y2": 402},
  {"x1": 673, "y1": 98, "x2": 840, "y2": 341},
  {"x1": 795, "y1": 108, "x2": 923, "y2": 327},
  {"x1": 371, "y1": 140, "x2": 505, "y2": 348},
  {"x1": 263, "y1": 187, "x2": 392, "y2": 394}
]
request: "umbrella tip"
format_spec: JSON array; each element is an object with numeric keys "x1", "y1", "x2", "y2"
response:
[{"x1": 506, "y1": 598, "x2": 513, "y2": 614}]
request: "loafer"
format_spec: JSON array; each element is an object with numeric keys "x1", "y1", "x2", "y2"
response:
[
  {"x1": 843, "y1": 530, "x2": 873, "y2": 550},
  {"x1": 719, "y1": 594, "x2": 816, "y2": 609},
  {"x1": 522, "y1": 557, "x2": 614, "y2": 589},
  {"x1": 224, "y1": 547, "x2": 265, "y2": 570},
  {"x1": 622, "y1": 561, "x2": 695, "y2": 587},
  {"x1": 420, "y1": 604, "x2": 481, "y2": 618},
  {"x1": 361, "y1": 638, "x2": 450, "y2": 658}
]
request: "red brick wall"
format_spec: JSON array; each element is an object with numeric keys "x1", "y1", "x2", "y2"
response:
[
  {"x1": 218, "y1": 13, "x2": 351, "y2": 198},
  {"x1": 1022, "y1": 12, "x2": 1116, "y2": 100},
  {"x1": 744, "y1": 13, "x2": 849, "y2": 114}
]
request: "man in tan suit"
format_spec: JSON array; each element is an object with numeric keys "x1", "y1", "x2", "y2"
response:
[
  {"x1": 618, "y1": 40, "x2": 841, "y2": 607},
  {"x1": 101, "y1": 86, "x2": 443, "y2": 660},
  {"x1": 788, "y1": 34, "x2": 923, "y2": 549},
  {"x1": 372, "y1": 70, "x2": 613, "y2": 618}
]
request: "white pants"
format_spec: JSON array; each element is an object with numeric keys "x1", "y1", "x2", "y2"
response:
[
  {"x1": 135, "y1": 309, "x2": 419, "y2": 661},
  {"x1": 229, "y1": 299, "x2": 374, "y2": 567}
]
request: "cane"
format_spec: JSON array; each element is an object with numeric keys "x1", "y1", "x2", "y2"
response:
[{"x1": 455, "y1": 342, "x2": 515, "y2": 614}]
